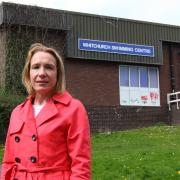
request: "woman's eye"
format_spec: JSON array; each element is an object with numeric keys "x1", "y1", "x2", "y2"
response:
[
  {"x1": 46, "y1": 66, "x2": 52, "y2": 69},
  {"x1": 31, "y1": 66, "x2": 39, "y2": 69},
  {"x1": 46, "y1": 65, "x2": 54, "y2": 69}
]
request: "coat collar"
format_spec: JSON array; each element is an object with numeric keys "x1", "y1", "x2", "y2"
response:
[
  {"x1": 17, "y1": 91, "x2": 72, "y2": 128},
  {"x1": 20, "y1": 91, "x2": 72, "y2": 107},
  {"x1": 52, "y1": 91, "x2": 72, "y2": 105}
]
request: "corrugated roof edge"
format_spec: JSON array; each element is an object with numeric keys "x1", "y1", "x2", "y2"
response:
[{"x1": 0, "y1": 1, "x2": 179, "y2": 29}]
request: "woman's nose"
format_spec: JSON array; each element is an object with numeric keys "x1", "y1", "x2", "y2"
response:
[{"x1": 39, "y1": 67, "x2": 46, "y2": 76}]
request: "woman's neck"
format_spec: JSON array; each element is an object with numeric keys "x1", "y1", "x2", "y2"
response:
[{"x1": 33, "y1": 93, "x2": 53, "y2": 105}]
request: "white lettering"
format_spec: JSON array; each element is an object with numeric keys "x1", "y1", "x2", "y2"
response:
[
  {"x1": 135, "y1": 48, "x2": 151, "y2": 54},
  {"x1": 82, "y1": 41, "x2": 153, "y2": 56},
  {"x1": 82, "y1": 43, "x2": 89, "y2": 48},
  {"x1": 84, "y1": 43, "x2": 111, "y2": 50},
  {"x1": 112, "y1": 45, "x2": 133, "y2": 52}
]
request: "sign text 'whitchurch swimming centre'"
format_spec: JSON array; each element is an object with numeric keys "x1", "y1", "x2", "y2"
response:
[{"x1": 78, "y1": 39, "x2": 154, "y2": 57}]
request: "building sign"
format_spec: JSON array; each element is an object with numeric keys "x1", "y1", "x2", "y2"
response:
[{"x1": 78, "y1": 39, "x2": 155, "y2": 57}]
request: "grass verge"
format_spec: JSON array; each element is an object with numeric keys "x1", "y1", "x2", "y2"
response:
[
  {"x1": 1, "y1": 125, "x2": 180, "y2": 179},
  {"x1": 92, "y1": 126, "x2": 180, "y2": 180}
]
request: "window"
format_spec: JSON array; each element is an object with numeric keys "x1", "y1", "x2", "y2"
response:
[
  {"x1": 149, "y1": 68, "x2": 158, "y2": 88},
  {"x1": 140, "y1": 67, "x2": 148, "y2": 87},
  {"x1": 130, "y1": 67, "x2": 139, "y2": 87},
  {"x1": 119, "y1": 65, "x2": 160, "y2": 106},
  {"x1": 120, "y1": 66, "x2": 129, "y2": 86}
]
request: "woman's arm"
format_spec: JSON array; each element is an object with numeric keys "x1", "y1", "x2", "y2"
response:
[{"x1": 67, "y1": 100, "x2": 91, "y2": 180}]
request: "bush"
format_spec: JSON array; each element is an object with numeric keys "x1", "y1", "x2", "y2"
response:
[
  {"x1": 0, "y1": 91, "x2": 25, "y2": 143},
  {"x1": 154, "y1": 121, "x2": 167, "y2": 127}
]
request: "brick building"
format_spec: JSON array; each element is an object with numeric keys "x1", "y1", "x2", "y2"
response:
[{"x1": 0, "y1": 2, "x2": 179, "y2": 132}]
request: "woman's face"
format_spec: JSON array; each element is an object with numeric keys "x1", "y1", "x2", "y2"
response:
[{"x1": 30, "y1": 51, "x2": 57, "y2": 96}]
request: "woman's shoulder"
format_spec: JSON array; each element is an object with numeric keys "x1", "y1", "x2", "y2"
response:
[
  {"x1": 65, "y1": 92, "x2": 87, "y2": 112},
  {"x1": 53, "y1": 91, "x2": 85, "y2": 108},
  {"x1": 11, "y1": 97, "x2": 30, "y2": 113}
]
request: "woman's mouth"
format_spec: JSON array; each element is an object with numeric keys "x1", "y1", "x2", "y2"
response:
[{"x1": 36, "y1": 81, "x2": 48, "y2": 84}]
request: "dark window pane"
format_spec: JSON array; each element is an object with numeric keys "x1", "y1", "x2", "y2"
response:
[
  {"x1": 120, "y1": 66, "x2": 129, "y2": 86},
  {"x1": 130, "y1": 67, "x2": 139, "y2": 87},
  {"x1": 149, "y1": 68, "x2": 158, "y2": 88},
  {"x1": 140, "y1": 67, "x2": 148, "y2": 87}
]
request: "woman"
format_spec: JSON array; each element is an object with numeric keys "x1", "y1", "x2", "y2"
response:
[{"x1": 1, "y1": 43, "x2": 91, "y2": 180}]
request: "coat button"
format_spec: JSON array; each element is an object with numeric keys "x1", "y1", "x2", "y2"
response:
[
  {"x1": 15, "y1": 157, "x2": 21, "y2": 163},
  {"x1": 32, "y1": 134, "x2": 36, "y2": 141},
  {"x1": 15, "y1": 136, "x2": 20, "y2": 142},
  {"x1": 30, "y1": 156, "x2": 37, "y2": 163}
]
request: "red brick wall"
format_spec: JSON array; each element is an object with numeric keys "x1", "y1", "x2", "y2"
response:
[
  {"x1": 64, "y1": 42, "x2": 178, "y2": 131},
  {"x1": 87, "y1": 105, "x2": 169, "y2": 132},
  {"x1": 65, "y1": 59, "x2": 119, "y2": 106}
]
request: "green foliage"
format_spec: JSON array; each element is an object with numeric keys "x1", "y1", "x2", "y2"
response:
[
  {"x1": 0, "y1": 91, "x2": 25, "y2": 143},
  {"x1": 92, "y1": 126, "x2": 180, "y2": 179},
  {"x1": 0, "y1": 144, "x2": 4, "y2": 163},
  {"x1": 5, "y1": 26, "x2": 34, "y2": 95}
]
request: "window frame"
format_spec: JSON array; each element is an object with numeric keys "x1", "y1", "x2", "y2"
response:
[{"x1": 119, "y1": 65, "x2": 160, "y2": 106}]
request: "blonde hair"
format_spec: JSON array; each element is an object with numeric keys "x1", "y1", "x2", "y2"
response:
[{"x1": 22, "y1": 43, "x2": 66, "y2": 95}]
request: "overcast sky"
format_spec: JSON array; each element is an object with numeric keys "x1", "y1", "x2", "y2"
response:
[{"x1": 1, "y1": 0, "x2": 180, "y2": 26}]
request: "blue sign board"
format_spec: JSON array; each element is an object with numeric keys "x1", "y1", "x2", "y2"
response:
[{"x1": 78, "y1": 39, "x2": 154, "y2": 57}]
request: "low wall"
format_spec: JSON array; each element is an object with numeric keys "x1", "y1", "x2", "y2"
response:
[
  {"x1": 86, "y1": 105, "x2": 170, "y2": 132},
  {"x1": 169, "y1": 103, "x2": 180, "y2": 125}
]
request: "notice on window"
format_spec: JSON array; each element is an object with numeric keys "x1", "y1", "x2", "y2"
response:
[{"x1": 120, "y1": 87, "x2": 160, "y2": 106}]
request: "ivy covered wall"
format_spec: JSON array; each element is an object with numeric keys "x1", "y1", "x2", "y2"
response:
[
  {"x1": 3, "y1": 25, "x2": 67, "y2": 95},
  {"x1": 0, "y1": 30, "x2": 7, "y2": 90}
]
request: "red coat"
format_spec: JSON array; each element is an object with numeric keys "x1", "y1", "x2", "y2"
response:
[{"x1": 1, "y1": 91, "x2": 91, "y2": 180}]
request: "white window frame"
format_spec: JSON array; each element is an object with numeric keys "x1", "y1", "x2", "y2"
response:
[{"x1": 119, "y1": 65, "x2": 160, "y2": 106}]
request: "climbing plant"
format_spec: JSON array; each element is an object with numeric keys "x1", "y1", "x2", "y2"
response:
[{"x1": 5, "y1": 25, "x2": 35, "y2": 95}]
